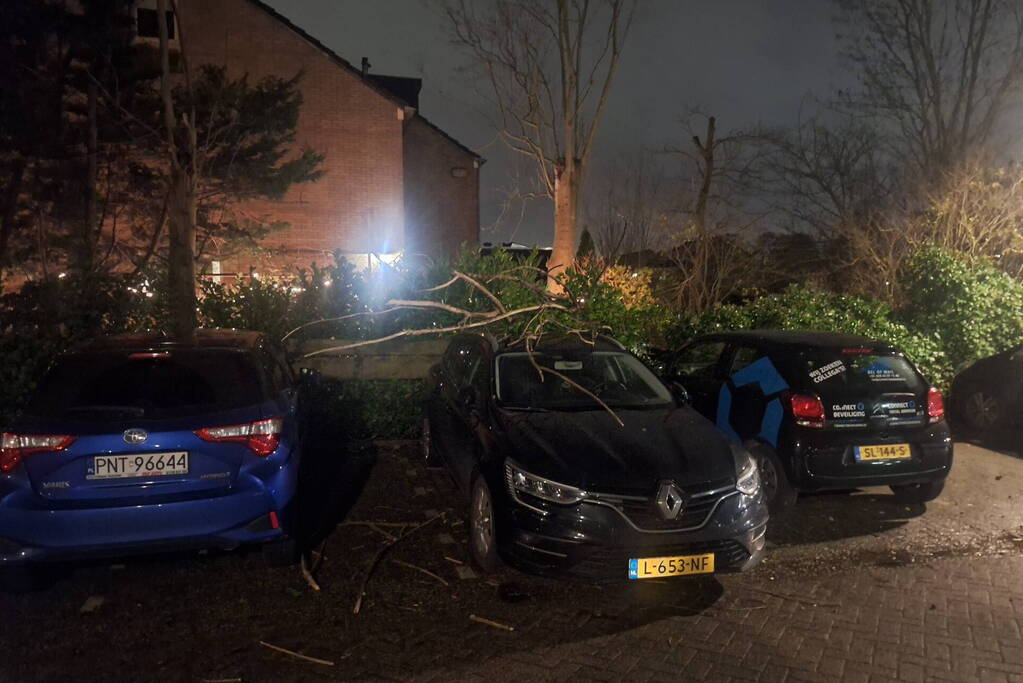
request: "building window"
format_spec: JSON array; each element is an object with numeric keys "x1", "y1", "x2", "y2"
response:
[{"x1": 137, "y1": 8, "x2": 175, "y2": 39}]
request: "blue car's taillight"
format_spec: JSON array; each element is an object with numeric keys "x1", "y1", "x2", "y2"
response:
[
  {"x1": 0, "y1": 433, "x2": 76, "y2": 472},
  {"x1": 195, "y1": 417, "x2": 282, "y2": 456}
]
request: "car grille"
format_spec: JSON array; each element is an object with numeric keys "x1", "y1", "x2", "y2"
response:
[
  {"x1": 591, "y1": 477, "x2": 736, "y2": 532},
  {"x1": 574, "y1": 538, "x2": 750, "y2": 579}
]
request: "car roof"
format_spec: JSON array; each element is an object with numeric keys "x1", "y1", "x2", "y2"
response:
[
  {"x1": 690, "y1": 329, "x2": 899, "y2": 353},
  {"x1": 72, "y1": 329, "x2": 265, "y2": 353}
]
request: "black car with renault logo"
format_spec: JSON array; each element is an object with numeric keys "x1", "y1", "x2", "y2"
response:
[
  {"x1": 422, "y1": 333, "x2": 768, "y2": 582},
  {"x1": 661, "y1": 330, "x2": 953, "y2": 511}
]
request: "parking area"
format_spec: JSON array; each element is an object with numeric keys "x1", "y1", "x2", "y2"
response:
[{"x1": 2, "y1": 440, "x2": 1023, "y2": 682}]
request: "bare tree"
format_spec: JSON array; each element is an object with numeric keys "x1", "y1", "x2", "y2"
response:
[
  {"x1": 588, "y1": 152, "x2": 669, "y2": 262},
  {"x1": 661, "y1": 114, "x2": 765, "y2": 312},
  {"x1": 837, "y1": 0, "x2": 1023, "y2": 178},
  {"x1": 444, "y1": 0, "x2": 635, "y2": 288}
]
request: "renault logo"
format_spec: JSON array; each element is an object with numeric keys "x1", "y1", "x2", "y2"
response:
[
  {"x1": 656, "y1": 481, "x2": 685, "y2": 520},
  {"x1": 123, "y1": 428, "x2": 148, "y2": 445}
]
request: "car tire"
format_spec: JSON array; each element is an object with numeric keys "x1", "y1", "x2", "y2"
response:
[
  {"x1": 962, "y1": 389, "x2": 1002, "y2": 432},
  {"x1": 890, "y1": 479, "x2": 945, "y2": 504},
  {"x1": 421, "y1": 416, "x2": 439, "y2": 467},
  {"x1": 262, "y1": 535, "x2": 300, "y2": 568},
  {"x1": 468, "y1": 472, "x2": 499, "y2": 573},
  {"x1": 747, "y1": 442, "x2": 797, "y2": 513}
]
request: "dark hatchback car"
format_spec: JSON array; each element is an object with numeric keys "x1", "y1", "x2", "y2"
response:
[
  {"x1": 423, "y1": 333, "x2": 768, "y2": 582},
  {"x1": 0, "y1": 330, "x2": 304, "y2": 581},
  {"x1": 949, "y1": 345, "x2": 1023, "y2": 432},
  {"x1": 661, "y1": 331, "x2": 952, "y2": 510}
]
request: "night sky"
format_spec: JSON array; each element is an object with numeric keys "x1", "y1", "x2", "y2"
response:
[{"x1": 263, "y1": 0, "x2": 851, "y2": 247}]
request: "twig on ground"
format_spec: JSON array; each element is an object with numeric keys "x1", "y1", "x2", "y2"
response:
[
  {"x1": 748, "y1": 587, "x2": 840, "y2": 608},
  {"x1": 340, "y1": 520, "x2": 415, "y2": 528},
  {"x1": 353, "y1": 513, "x2": 445, "y2": 614},
  {"x1": 300, "y1": 553, "x2": 321, "y2": 592},
  {"x1": 368, "y1": 523, "x2": 399, "y2": 541},
  {"x1": 469, "y1": 614, "x2": 515, "y2": 631},
  {"x1": 443, "y1": 555, "x2": 464, "y2": 565},
  {"x1": 258, "y1": 640, "x2": 336, "y2": 666},
  {"x1": 392, "y1": 559, "x2": 450, "y2": 586}
]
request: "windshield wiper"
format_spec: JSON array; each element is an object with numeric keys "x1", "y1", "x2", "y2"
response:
[
  {"x1": 65, "y1": 405, "x2": 146, "y2": 418},
  {"x1": 501, "y1": 405, "x2": 553, "y2": 413}
]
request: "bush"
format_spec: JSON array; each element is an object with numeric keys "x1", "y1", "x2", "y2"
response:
[
  {"x1": 899, "y1": 246, "x2": 1023, "y2": 371},
  {"x1": 666, "y1": 284, "x2": 951, "y2": 387}
]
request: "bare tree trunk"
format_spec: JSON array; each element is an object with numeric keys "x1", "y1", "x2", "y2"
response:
[
  {"x1": 693, "y1": 116, "x2": 715, "y2": 236},
  {"x1": 167, "y1": 168, "x2": 196, "y2": 335},
  {"x1": 75, "y1": 80, "x2": 99, "y2": 276},
  {"x1": 158, "y1": 0, "x2": 196, "y2": 338},
  {"x1": 549, "y1": 162, "x2": 579, "y2": 288},
  {"x1": 0, "y1": 156, "x2": 27, "y2": 285}
]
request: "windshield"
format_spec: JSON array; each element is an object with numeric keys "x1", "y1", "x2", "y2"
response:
[
  {"x1": 28, "y1": 350, "x2": 264, "y2": 420},
  {"x1": 495, "y1": 351, "x2": 673, "y2": 410}
]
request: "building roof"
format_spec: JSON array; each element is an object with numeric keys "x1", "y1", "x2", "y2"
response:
[{"x1": 246, "y1": 0, "x2": 481, "y2": 160}]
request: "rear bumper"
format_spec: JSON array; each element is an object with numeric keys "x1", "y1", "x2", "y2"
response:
[
  {"x1": 782, "y1": 422, "x2": 953, "y2": 491},
  {"x1": 0, "y1": 467, "x2": 297, "y2": 565}
]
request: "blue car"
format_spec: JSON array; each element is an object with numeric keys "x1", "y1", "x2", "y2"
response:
[{"x1": 0, "y1": 329, "x2": 304, "y2": 581}]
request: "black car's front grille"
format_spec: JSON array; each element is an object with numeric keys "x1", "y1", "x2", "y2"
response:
[
  {"x1": 592, "y1": 477, "x2": 735, "y2": 532},
  {"x1": 574, "y1": 538, "x2": 750, "y2": 579}
]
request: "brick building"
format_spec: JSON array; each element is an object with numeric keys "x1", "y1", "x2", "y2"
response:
[{"x1": 148, "y1": 0, "x2": 481, "y2": 279}]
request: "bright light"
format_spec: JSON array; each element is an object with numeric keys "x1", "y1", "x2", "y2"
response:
[{"x1": 57, "y1": 272, "x2": 67, "y2": 279}]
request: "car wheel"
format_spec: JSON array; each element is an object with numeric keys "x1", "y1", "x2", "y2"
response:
[
  {"x1": 421, "y1": 416, "x2": 439, "y2": 467},
  {"x1": 963, "y1": 390, "x2": 1002, "y2": 431},
  {"x1": 747, "y1": 442, "x2": 796, "y2": 513},
  {"x1": 469, "y1": 473, "x2": 499, "y2": 572},
  {"x1": 262, "y1": 535, "x2": 300, "y2": 568},
  {"x1": 891, "y1": 479, "x2": 945, "y2": 504}
]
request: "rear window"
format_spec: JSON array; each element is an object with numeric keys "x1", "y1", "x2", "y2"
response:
[
  {"x1": 787, "y1": 351, "x2": 926, "y2": 398},
  {"x1": 29, "y1": 350, "x2": 264, "y2": 420}
]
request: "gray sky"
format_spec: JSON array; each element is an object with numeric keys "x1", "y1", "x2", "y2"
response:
[{"x1": 263, "y1": 0, "x2": 848, "y2": 246}]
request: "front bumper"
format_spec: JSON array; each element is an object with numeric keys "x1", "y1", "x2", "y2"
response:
[{"x1": 496, "y1": 486, "x2": 768, "y2": 582}]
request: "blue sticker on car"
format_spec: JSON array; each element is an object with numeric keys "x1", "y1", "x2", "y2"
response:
[{"x1": 716, "y1": 356, "x2": 790, "y2": 447}]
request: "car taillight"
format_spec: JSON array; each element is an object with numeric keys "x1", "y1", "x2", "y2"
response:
[
  {"x1": 0, "y1": 433, "x2": 76, "y2": 472},
  {"x1": 195, "y1": 418, "x2": 282, "y2": 456},
  {"x1": 790, "y1": 394, "x2": 825, "y2": 428},
  {"x1": 927, "y1": 387, "x2": 945, "y2": 422}
]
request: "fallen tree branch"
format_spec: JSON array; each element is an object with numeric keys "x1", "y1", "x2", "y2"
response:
[
  {"x1": 469, "y1": 614, "x2": 515, "y2": 631},
  {"x1": 353, "y1": 513, "x2": 445, "y2": 614},
  {"x1": 258, "y1": 640, "x2": 336, "y2": 667},
  {"x1": 300, "y1": 553, "x2": 321, "y2": 592},
  {"x1": 392, "y1": 559, "x2": 450, "y2": 586},
  {"x1": 302, "y1": 303, "x2": 569, "y2": 358}
]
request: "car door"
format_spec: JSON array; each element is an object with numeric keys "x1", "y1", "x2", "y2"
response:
[
  {"x1": 667, "y1": 340, "x2": 728, "y2": 418},
  {"x1": 720, "y1": 345, "x2": 771, "y2": 442},
  {"x1": 434, "y1": 337, "x2": 483, "y2": 491},
  {"x1": 445, "y1": 340, "x2": 488, "y2": 493}
]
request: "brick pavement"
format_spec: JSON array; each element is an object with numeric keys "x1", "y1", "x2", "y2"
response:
[
  {"x1": 1, "y1": 442, "x2": 1022, "y2": 682},
  {"x1": 418, "y1": 555, "x2": 1023, "y2": 682}
]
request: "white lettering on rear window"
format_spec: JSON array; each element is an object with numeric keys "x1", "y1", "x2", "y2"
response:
[{"x1": 809, "y1": 360, "x2": 846, "y2": 384}]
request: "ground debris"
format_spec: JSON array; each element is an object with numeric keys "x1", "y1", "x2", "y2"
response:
[
  {"x1": 469, "y1": 614, "x2": 515, "y2": 631},
  {"x1": 258, "y1": 640, "x2": 335, "y2": 667},
  {"x1": 80, "y1": 596, "x2": 105, "y2": 614}
]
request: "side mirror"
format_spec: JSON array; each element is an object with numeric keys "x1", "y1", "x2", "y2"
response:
[{"x1": 669, "y1": 380, "x2": 690, "y2": 406}]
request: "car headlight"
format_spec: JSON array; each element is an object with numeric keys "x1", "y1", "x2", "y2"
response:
[
  {"x1": 505, "y1": 460, "x2": 586, "y2": 506},
  {"x1": 735, "y1": 450, "x2": 761, "y2": 497}
]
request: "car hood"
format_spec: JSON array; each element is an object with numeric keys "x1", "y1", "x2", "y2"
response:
[{"x1": 495, "y1": 405, "x2": 737, "y2": 494}]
